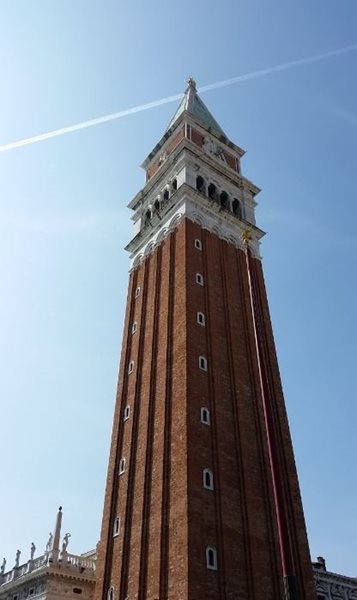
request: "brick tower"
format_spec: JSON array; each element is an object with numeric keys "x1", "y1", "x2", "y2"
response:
[{"x1": 95, "y1": 79, "x2": 316, "y2": 600}]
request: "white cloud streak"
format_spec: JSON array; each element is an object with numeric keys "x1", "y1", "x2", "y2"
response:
[{"x1": 1, "y1": 43, "x2": 357, "y2": 154}]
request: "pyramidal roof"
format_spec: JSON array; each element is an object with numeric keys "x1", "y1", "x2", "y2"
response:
[{"x1": 166, "y1": 78, "x2": 227, "y2": 138}]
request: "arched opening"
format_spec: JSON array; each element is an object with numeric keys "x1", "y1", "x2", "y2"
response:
[
  {"x1": 199, "y1": 356, "x2": 208, "y2": 371},
  {"x1": 154, "y1": 198, "x2": 160, "y2": 211},
  {"x1": 232, "y1": 198, "x2": 242, "y2": 218},
  {"x1": 203, "y1": 468, "x2": 214, "y2": 490},
  {"x1": 163, "y1": 189, "x2": 170, "y2": 201},
  {"x1": 197, "y1": 312, "x2": 205, "y2": 326},
  {"x1": 206, "y1": 547, "x2": 218, "y2": 570},
  {"x1": 220, "y1": 191, "x2": 228, "y2": 209},
  {"x1": 145, "y1": 209, "x2": 152, "y2": 222},
  {"x1": 201, "y1": 407, "x2": 210, "y2": 425},
  {"x1": 107, "y1": 588, "x2": 114, "y2": 600},
  {"x1": 208, "y1": 183, "x2": 216, "y2": 200},
  {"x1": 172, "y1": 178, "x2": 177, "y2": 191},
  {"x1": 196, "y1": 176, "x2": 205, "y2": 194}
]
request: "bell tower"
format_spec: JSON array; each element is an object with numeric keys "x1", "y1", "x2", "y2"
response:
[{"x1": 94, "y1": 79, "x2": 316, "y2": 600}]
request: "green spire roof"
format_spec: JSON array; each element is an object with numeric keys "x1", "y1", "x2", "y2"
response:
[{"x1": 166, "y1": 78, "x2": 227, "y2": 137}]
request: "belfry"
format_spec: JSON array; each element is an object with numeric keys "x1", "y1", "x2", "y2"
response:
[{"x1": 94, "y1": 79, "x2": 316, "y2": 600}]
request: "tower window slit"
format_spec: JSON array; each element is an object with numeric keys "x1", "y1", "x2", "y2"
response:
[
  {"x1": 201, "y1": 407, "x2": 210, "y2": 425},
  {"x1": 195, "y1": 273, "x2": 204, "y2": 286},
  {"x1": 131, "y1": 322, "x2": 137, "y2": 334},
  {"x1": 119, "y1": 458, "x2": 126, "y2": 475},
  {"x1": 203, "y1": 468, "x2": 214, "y2": 490},
  {"x1": 128, "y1": 361, "x2": 134, "y2": 374},
  {"x1": 123, "y1": 405, "x2": 130, "y2": 421},
  {"x1": 107, "y1": 588, "x2": 114, "y2": 600},
  {"x1": 197, "y1": 312, "x2": 205, "y2": 326},
  {"x1": 172, "y1": 178, "x2": 177, "y2": 191},
  {"x1": 113, "y1": 516, "x2": 120, "y2": 537},
  {"x1": 206, "y1": 546, "x2": 218, "y2": 570},
  {"x1": 194, "y1": 239, "x2": 202, "y2": 251},
  {"x1": 199, "y1": 356, "x2": 208, "y2": 371},
  {"x1": 135, "y1": 286, "x2": 141, "y2": 298}
]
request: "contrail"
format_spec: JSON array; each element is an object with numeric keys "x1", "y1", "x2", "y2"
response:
[{"x1": 1, "y1": 43, "x2": 357, "y2": 153}]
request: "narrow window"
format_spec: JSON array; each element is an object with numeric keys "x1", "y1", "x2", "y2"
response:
[
  {"x1": 163, "y1": 188, "x2": 170, "y2": 201},
  {"x1": 123, "y1": 405, "x2": 130, "y2": 421},
  {"x1": 154, "y1": 198, "x2": 160, "y2": 211},
  {"x1": 145, "y1": 209, "x2": 152, "y2": 222},
  {"x1": 131, "y1": 322, "x2": 137, "y2": 334},
  {"x1": 197, "y1": 312, "x2": 205, "y2": 326},
  {"x1": 199, "y1": 356, "x2": 208, "y2": 371},
  {"x1": 201, "y1": 407, "x2": 210, "y2": 425},
  {"x1": 119, "y1": 458, "x2": 126, "y2": 475},
  {"x1": 107, "y1": 588, "x2": 114, "y2": 600},
  {"x1": 194, "y1": 239, "x2": 202, "y2": 251},
  {"x1": 128, "y1": 361, "x2": 134, "y2": 374},
  {"x1": 135, "y1": 286, "x2": 141, "y2": 298},
  {"x1": 232, "y1": 198, "x2": 242, "y2": 218},
  {"x1": 208, "y1": 183, "x2": 216, "y2": 200},
  {"x1": 172, "y1": 178, "x2": 177, "y2": 191},
  {"x1": 113, "y1": 516, "x2": 120, "y2": 537},
  {"x1": 196, "y1": 175, "x2": 205, "y2": 194},
  {"x1": 196, "y1": 273, "x2": 204, "y2": 286},
  {"x1": 203, "y1": 469, "x2": 214, "y2": 490},
  {"x1": 206, "y1": 546, "x2": 218, "y2": 570}
]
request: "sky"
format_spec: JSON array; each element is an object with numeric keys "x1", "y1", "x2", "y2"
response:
[{"x1": 0, "y1": 0, "x2": 356, "y2": 577}]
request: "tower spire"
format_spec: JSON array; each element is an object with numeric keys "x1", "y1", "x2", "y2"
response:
[{"x1": 166, "y1": 78, "x2": 227, "y2": 137}]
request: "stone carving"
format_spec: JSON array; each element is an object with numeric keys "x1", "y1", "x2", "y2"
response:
[
  {"x1": 315, "y1": 576, "x2": 357, "y2": 600},
  {"x1": 0, "y1": 557, "x2": 5, "y2": 574},
  {"x1": 15, "y1": 549, "x2": 21, "y2": 568},
  {"x1": 202, "y1": 137, "x2": 226, "y2": 162},
  {"x1": 158, "y1": 151, "x2": 167, "y2": 165},
  {"x1": 30, "y1": 543, "x2": 36, "y2": 561},
  {"x1": 62, "y1": 532, "x2": 71, "y2": 553},
  {"x1": 45, "y1": 533, "x2": 53, "y2": 553}
]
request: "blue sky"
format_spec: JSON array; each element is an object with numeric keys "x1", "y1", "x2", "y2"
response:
[{"x1": 0, "y1": 0, "x2": 356, "y2": 576}]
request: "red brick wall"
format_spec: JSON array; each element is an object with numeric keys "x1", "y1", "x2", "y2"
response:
[
  {"x1": 95, "y1": 218, "x2": 315, "y2": 600},
  {"x1": 146, "y1": 127, "x2": 185, "y2": 181}
]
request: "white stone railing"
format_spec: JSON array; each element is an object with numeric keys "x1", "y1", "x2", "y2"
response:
[
  {"x1": 0, "y1": 552, "x2": 95, "y2": 587},
  {"x1": 64, "y1": 554, "x2": 96, "y2": 573},
  {"x1": 0, "y1": 556, "x2": 47, "y2": 586}
]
